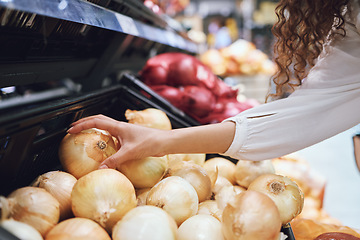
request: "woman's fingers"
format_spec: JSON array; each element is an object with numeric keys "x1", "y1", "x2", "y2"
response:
[
  {"x1": 68, "y1": 115, "x2": 120, "y2": 136},
  {"x1": 99, "y1": 150, "x2": 129, "y2": 169}
]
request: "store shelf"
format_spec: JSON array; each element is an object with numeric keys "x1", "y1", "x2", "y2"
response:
[{"x1": 0, "y1": 0, "x2": 197, "y2": 53}]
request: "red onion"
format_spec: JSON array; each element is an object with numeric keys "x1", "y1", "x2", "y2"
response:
[
  {"x1": 182, "y1": 86, "x2": 216, "y2": 118},
  {"x1": 150, "y1": 85, "x2": 185, "y2": 109},
  {"x1": 140, "y1": 65, "x2": 168, "y2": 86}
]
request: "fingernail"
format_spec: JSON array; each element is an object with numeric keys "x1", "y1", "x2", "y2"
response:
[
  {"x1": 66, "y1": 127, "x2": 73, "y2": 133},
  {"x1": 99, "y1": 165, "x2": 108, "y2": 169}
]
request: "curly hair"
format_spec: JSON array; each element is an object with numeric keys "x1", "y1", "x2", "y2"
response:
[{"x1": 267, "y1": 0, "x2": 351, "y2": 101}]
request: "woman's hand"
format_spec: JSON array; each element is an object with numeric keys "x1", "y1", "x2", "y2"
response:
[
  {"x1": 67, "y1": 114, "x2": 169, "y2": 169},
  {"x1": 67, "y1": 114, "x2": 236, "y2": 170}
]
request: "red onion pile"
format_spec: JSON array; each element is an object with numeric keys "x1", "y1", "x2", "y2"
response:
[{"x1": 140, "y1": 53, "x2": 256, "y2": 124}]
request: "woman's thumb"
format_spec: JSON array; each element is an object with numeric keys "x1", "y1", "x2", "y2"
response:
[{"x1": 99, "y1": 151, "x2": 124, "y2": 169}]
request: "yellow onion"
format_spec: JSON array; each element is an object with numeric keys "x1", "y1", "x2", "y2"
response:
[
  {"x1": 125, "y1": 108, "x2": 172, "y2": 130},
  {"x1": 0, "y1": 187, "x2": 60, "y2": 237},
  {"x1": 167, "y1": 153, "x2": 206, "y2": 167},
  {"x1": 32, "y1": 171, "x2": 77, "y2": 220},
  {"x1": 71, "y1": 169, "x2": 137, "y2": 233},
  {"x1": 215, "y1": 185, "x2": 246, "y2": 211},
  {"x1": 0, "y1": 219, "x2": 43, "y2": 240},
  {"x1": 135, "y1": 188, "x2": 151, "y2": 206},
  {"x1": 203, "y1": 157, "x2": 236, "y2": 184},
  {"x1": 45, "y1": 218, "x2": 111, "y2": 240},
  {"x1": 112, "y1": 205, "x2": 177, "y2": 240},
  {"x1": 212, "y1": 176, "x2": 233, "y2": 195},
  {"x1": 247, "y1": 173, "x2": 304, "y2": 225},
  {"x1": 58, "y1": 128, "x2": 118, "y2": 179},
  {"x1": 118, "y1": 155, "x2": 168, "y2": 189},
  {"x1": 177, "y1": 214, "x2": 224, "y2": 240},
  {"x1": 234, "y1": 159, "x2": 275, "y2": 188},
  {"x1": 163, "y1": 161, "x2": 212, "y2": 202},
  {"x1": 197, "y1": 200, "x2": 222, "y2": 222},
  {"x1": 222, "y1": 190, "x2": 281, "y2": 240},
  {"x1": 146, "y1": 176, "x2": 198, "y2": 226}
]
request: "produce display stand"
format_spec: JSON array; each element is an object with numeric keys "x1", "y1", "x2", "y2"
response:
[{"x1": 0, "y1": 0, "x2": 295, "y2": 239}]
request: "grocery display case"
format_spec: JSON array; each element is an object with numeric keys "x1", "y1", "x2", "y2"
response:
[{"x1": 0, "y1": 0, "x2": 295, "y2": 239}]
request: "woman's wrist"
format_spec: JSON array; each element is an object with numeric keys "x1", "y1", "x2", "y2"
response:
[{"x1": 158, "y1": 121, "x2": 236, "y2": 156}]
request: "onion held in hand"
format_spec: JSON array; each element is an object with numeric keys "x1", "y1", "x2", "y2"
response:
[{"x1": 58, "y1": 128, "x2": 118, "y2": 179}]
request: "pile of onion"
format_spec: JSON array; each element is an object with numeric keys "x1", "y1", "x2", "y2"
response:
[
  {"x1": 112, "y1": 205, "x2": 177, "y2": 240},
  {"x1": 118, "y1": 155, "x2": 168, "y2": 189},
  {"x1": 125, "y1": 108, "x2": 172, "y2": 130},
  {"x1": 58, "y1": 128, "x2": 118, "y2": 179},
  {"x1": 45, "y1": 217, "x2": 111, "y2": 240},
  {"x1": 248, "y1": 173, "x2": 304, "y2": 225},
  {"x1": 197, "y1": 200, "x2": 222, "y2": 221},
  {"x1": 167, "y1": 153, "x2": 206, "y2": 167},
  {"x1": 31, "y1": 171, "x2": 77, "y2": 220},
  {"x1": 234, "y1": 159, "x2": 275, "y2": 188},
  {"x1": 177, "y1": 214, "x2": 224, "y2": 240},
  {"x1": 0, "y1": 187, "x2": 60, "y2": 237},
  {"x1": 203, "y1": 157, "x2": 236, "y2": 185},
  {"x1": 215, "y1": 185, "x2": 246, "y2": 210},
  {"x1": 146, "y1": 176, "x2": 198, "y2": 226},
  {"x1": 71, "y1": 169, "x2": 137, "y2": 233},
  {"x1": 163, "y1": 161, "x2": 212, "y2": 202},
  {"x1": 222, "y1": 190, "x2": 282, "y2": 240},
  {"x1": 0, "y1": 219, "x2": 43, "y2": 240}
]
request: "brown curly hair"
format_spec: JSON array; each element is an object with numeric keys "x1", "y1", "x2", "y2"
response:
[{"x1": 267, "y1": 0, "x2": 351, "y2": 101}]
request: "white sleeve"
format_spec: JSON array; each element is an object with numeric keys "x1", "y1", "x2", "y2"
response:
[{"x1": 222, "y1": 19, "x2": 360, "y2": 161}]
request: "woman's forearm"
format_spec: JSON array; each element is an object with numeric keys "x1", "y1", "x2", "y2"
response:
[{"x1": 158, "y1": 121, "x2": 236, "y2": 156}]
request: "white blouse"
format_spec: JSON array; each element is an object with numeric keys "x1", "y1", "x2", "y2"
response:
[{"x1": 223, "y1": 0, "x2": 360, "y2": 161}]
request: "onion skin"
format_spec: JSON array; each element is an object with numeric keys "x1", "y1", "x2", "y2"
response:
[
  {"x1": 203, "y1": 157, "x2": 236, "y2": 185},
  {"x1": 247, "y1": 173, "x2": 304, "y2": 225},
  {"x1": 197, "y1": 200, "x2": 222, "y2": 222},
  {"x1": 177, "y1": 214, "x2": 224, "y2": 240},
  {"x1": 45, "y1": 218, "x2": 111, "y2": 240},
  {"x1": 146, "y1": 176, "x2": 199, "y2": 226},
  {"x1": 58, "y1": 128, "x2": 118, "y2": 179},
  {"x1": 4, "y1": 187, "x2": 60, "y2": 237},
  {"x1": 112, "y1": 205, "x2": 177, "y2": 240},
  {"x1": 125, "y1": 108, "x2": 172, "y2": 130},
  {"x1": 222, "y1": 190, "x2": 281, "y2": 240},
  {"x1": 234, "y1": 159, "x2": 275, "y2": 188},
  {"x1": 118, "y1": 155, "x2": 168, "y2": 189},
  {"x1": 32, "y1": 171, "x2": 77, "y2": 220},
  {"x1": 135, "y1": 188, "x2": 151, "y2": 206},
  {"x1": 215, "y1": 185, "x2": 246, "y2": 211},
  {"x1": 314, "y1": 232, "x2": 360, "y2": 240},
  {"x1": 0, "y1": 219, "x2": 43, "y2": 240},
  {"x1": 163, "y1": 161, "x2": 212, "y2": 202},
  {"x1": 71, "y1": 169, "x2": 137, "y2": 233}
]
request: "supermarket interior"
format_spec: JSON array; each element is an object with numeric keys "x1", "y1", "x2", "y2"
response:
[{"x1": 0, "y1": 0, "x2": 360, "y2": 239}]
